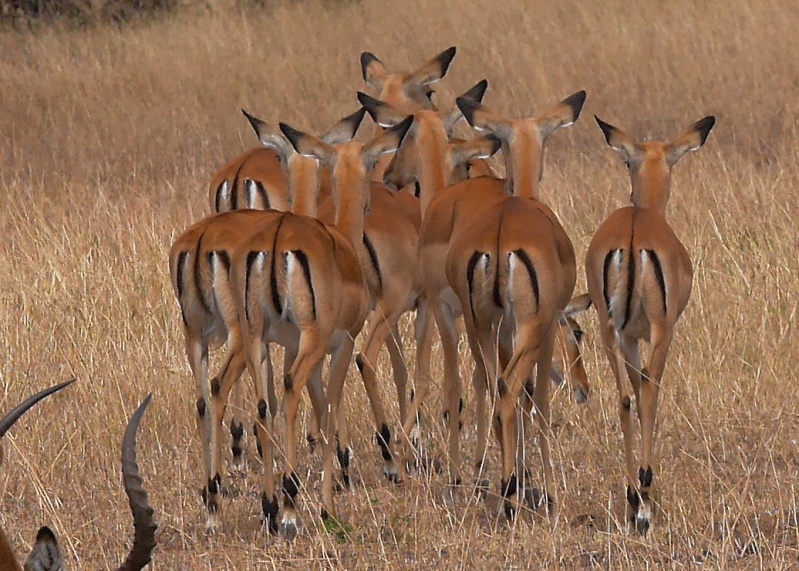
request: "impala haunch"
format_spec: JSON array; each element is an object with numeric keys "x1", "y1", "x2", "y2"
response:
[
  {"x1": 228, "y1": 115, "x2": 413, "y2": 539},
  {"x1": 585, "y1": 114, "x2": 715, "y2": 534},
  {"x1": 169, "y1": 108, "x2": 367, "y2": 532}
]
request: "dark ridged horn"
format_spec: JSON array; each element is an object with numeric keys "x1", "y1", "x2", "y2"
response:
[
  {"x1": 117, "y1": 394, "x2": 157, "y2": 571},
  {"x1": 0, "y1": 379, "x2": 76, "y2": 438}
]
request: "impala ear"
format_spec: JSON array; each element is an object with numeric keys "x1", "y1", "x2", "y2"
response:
[
  {"x1": 449, "y1": 134, "x2": 502, "y2": 167},
  {"x1": 242, "y1": 109, "x2": 294, "y2": 159},
  {"x1": 360, "y1": 51, "x2": 386, "y2": 89},
  {"x1": 443, "y1": 79, "x2": 489, "y2": 133},
  {"x1": 537, "y1": 90, "x2": 587, "y2": 139},
  {"x1": 407, "y1": 46, "x2": 457, "y2": 86},
  {"x1": 363, "y1": 115, "x2": 414, "y2": 169},
  {"x1": 25, "y1": 526, "x2": 63, "y2": 571},
  {"x1": 563, "y1": 293, "x2": 592, "y2": 318},
  {"x1": 280, "y1": 122, "x2": 336, "y2": 164},
  {"x1": 456, "y1": 97, "x2": 512, "y2": 140},
  {"x1": 665, "y1": 116, "x2": 716, "y2": 166},
  {"x1": 594, "y1": 115, "x2": 641, "y2": 164},
  {"x1": 321, "y1": 107, "x2": 367, "y2": 145},
  {"x1": 358, "y1": 91, "x2": 408, "y2": 128}
]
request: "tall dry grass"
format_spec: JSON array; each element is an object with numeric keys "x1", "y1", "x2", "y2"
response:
[{"x1": 1, "y1": 0, "x2": 798, "y2": 568}]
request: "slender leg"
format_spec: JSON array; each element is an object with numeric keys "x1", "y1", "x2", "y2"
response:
[
  {"x1": 434, "y1": 300, "x2": 463, "y2": 486},
  {"x1": 280, "y1": 328, "x2": 329, "y2": 541},
  {"x1": 402, "y1": 296, "x2": 435, "y2": 468},
  {"x1": 531, "y1": 325, "x2": 557, "y2": 518},
  {"x1": 356, "y1": 311, "x2": 404, "y2": 482},
  {"x1": 320, "y1": 336, "x2": 355, "y2": 520},
  {"x1": 387, "y1": 323, "x2": 409, "y2": 423},
  {"x1": 206, "y1": 336, "x2": 247, "y2": 530},
  {"x1": 634, "y1": 323, "x2": 672, "y2": 534},
  {"x1": 496, "y1": 320, "x2": 545, "y2": 520},
  {"x1": 460, "y1": 308, "x2": 494, "y2": 491}
]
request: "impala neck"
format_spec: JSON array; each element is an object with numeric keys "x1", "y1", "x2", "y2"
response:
[
  {"x1": 504, "y1": 126, "x2": 543, "y2": 200},
  {"x1": 412, "y1": 112, "x2": 449, "y2": 215},
  {"x1": 331, "y1": 146, "x2": 368, "y2": 243},
  {"x1": 287, "y1": 153, "x2": 321, "y2": 218},
  {"x1": 630, "y1": 156, "x2": 672, "y2": 217}
]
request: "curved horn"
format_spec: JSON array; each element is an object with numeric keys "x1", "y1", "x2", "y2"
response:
[
  {"x1": 0, "y1": 379, "x2": 76, "y2": 438},
  {"x1": 117, "y1": 394, "x2": 157, "y2": 571}
]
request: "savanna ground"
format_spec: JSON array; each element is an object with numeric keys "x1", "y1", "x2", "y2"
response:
[{"x1": 1, "y1": 0, "x2": 799, "y2": 568}]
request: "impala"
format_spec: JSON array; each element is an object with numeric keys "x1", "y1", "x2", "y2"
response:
[
  {"x1": 169, "y1": 109, "x2": 366, "y2": 531},
  {"x1": 586, "y1": 114, "x2": 715, "y2": 534},
  {"x1": 207, "y1": 47, "x2": 460, "y2": 468},
  {"x1": 364, "y1": 89, "x2": 588, "y2": 500},
  {"x1": 0, "y1": 381, "x2": 156, "y2": 571},
  {"x1": 227, "y1": 116, "x2": 413, "y2": 539}
]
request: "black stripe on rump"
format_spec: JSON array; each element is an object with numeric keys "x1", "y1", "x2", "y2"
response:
[
  {"x1": 621, "y1": 236, "x2": 636, "y2": 330},
  {"x1": 362, "y1": 233, "x2": 382, "y2": 295},
  {"x1": 194, "y1": 229, "x2": 212, "y2": 314},
  {"x1": 646, "y1": 249, "x2": 667, "y2": 315},
  {"x1": 290, "y1": 250, "x2": 316, "y2": 319},
  {"x1": 511, "y1": 249, "x2": 540, "y2": 310},
  {"x1": 208, "y1": 251, "x2": 231, "y2": 275},
  {"x1": 177, "y1": 251, "x2": 189, "y2": 326},
  {"x1": 466, "y1": 251, "x2": 483, "y2": 322},
  {"x1": 214, "y1": 181, "x2": 226, "y2": 213},
  {"x1": 602, "y1": 249, "x2": 617, "y2": 313},
  {"x1": 245, "y1": 251, "x2": 262, "y2": 322}
]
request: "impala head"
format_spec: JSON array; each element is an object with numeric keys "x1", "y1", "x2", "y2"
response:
[
  {"x1": 457, "y1": 90, "x2": 587, "y2": 198},
  {"x1": 280, "y1": 115, "x2": 414, "y2": 221},
  {"x1": 360, "y1": 46, "x2": 457, "y2": 112},
  {"x1": 594, "y1": 115, "x2": 716, "y2": 216},
  {"x1": 0, "y1": 383, "x2": 156, "y2": 571},
  {"x1": 359, "y1": 81, "x2": 499, "y2": 202},
  {"x1": 551, "y1": 294, "x2": 592, "y2": 404},
  {"x1": 242, "y1": 108, "x2": 367, "y2": 213}
]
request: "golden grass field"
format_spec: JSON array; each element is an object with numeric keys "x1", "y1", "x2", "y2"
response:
[{"x1": 2, "y1": 0, "x2": 799, "y2": 568}]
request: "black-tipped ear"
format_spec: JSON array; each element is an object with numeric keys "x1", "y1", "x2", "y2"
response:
[
  {"x1": 436, "y1": 46, "x2": 457, "y2": 77},
  {"x1": 357, "y1": 91, "x2": 407, "y2": 128},
  {"x1": 455, "y1": 96, "x2": 480, "y2": 127},
  {"x1": 360, "y1": 51, "x2": 382, "y2": 81},
  {"x1": 344, "y1": 107, "x2": 368, "y2": 138},
  {"x1": 564, "y1": 90, "x2": 587, "y2": 122},
  {"x1": 241, "y1": 109, "x2": 266, "y2": 139},
  {"x1": 392, "y1": 114, "x2": 415, "y2": 145},
  {"x1": 693, "y1": 116, "x2": 716, "y2": 145},
  {"x1": 279, "y1": 122, "x2": 306, "y2": 152},
  {"x1": 35, "y1": 526, "x2": 58, "y2": 543},
  {"x1": 357, "y1": 91, "x2": 383, "y2": 116},
  {"x1": 461, "y1": 79, "x2": 488, "y2": 104},
  {"x1": 595, "y1": 115, "x2": 614, "y2": 145},
  {"x1": 487, "y1": 133, "x2": 502, "y2": 155}
]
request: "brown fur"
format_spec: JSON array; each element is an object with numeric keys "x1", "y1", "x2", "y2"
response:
[{"x1": 585, "y1": 114, "x2": 715, "y2": 533}]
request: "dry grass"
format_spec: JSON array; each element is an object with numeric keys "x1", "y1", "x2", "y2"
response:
[{"x1": 1, "y1": 0, "x2": 799, "y2": 568}]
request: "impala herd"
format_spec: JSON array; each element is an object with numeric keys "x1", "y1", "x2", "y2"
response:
[{"x1": 2, "y1": 45, "x2": 715, "y2": 568}]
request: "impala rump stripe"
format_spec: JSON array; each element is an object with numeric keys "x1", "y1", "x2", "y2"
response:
[
  {"x1": 193, "y1": 228, "x2": 212, "y2": 314},
  {"x1": 363, "y1": 233, "x2": 383, "y2": 295},
  {"x1": 466, "y1": 251, "x2": 483, "y2": 322},
  {"x1": 645, "y1": 249, "x2": 667, "y2": 315},
  {"x1": 176, "y1": 251, "x2": 189, "y2": 326},
  {"x1": 602, "y1": 249, "x2": 616, "y2": 312},
  {"x1": 288, "y1": 250, "x2": 316, "y2": 319},
  {"x1": 511, "y1": 248, "x2": 540, "y2": 310}
]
